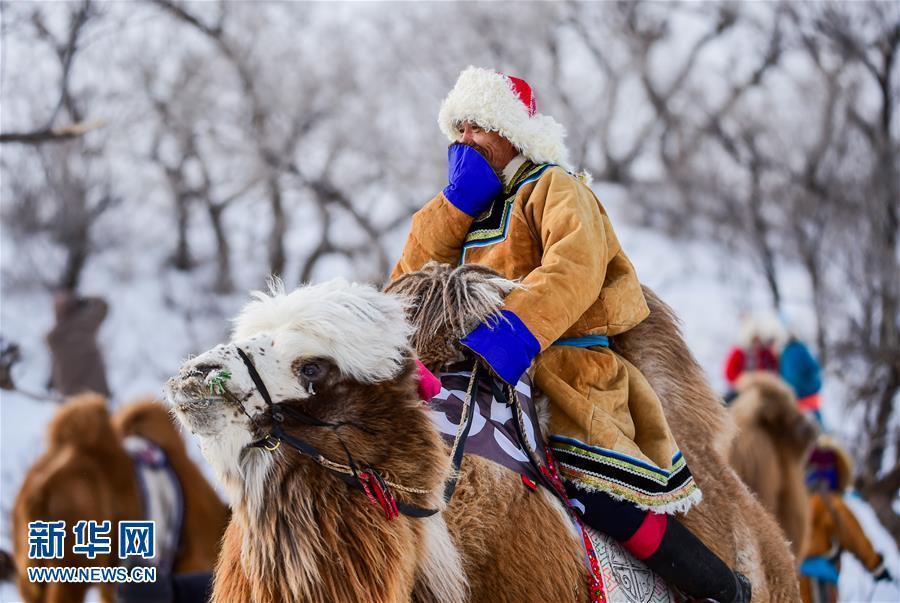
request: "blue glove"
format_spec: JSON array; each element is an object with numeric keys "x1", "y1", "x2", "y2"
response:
[
  {"x1": 461, "y1": 310, "x2": 540, "y2": 385},
  {"x1": 442, "y1": 143, "x2": 503, "y2": 217}
]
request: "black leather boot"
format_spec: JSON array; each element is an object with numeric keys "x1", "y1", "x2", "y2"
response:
[{"x1": 641, "y1": 518, "x2": 751, "y2": 603}]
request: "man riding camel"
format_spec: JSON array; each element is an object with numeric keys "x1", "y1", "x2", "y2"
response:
[{"x1": 393, "y1": 66, "x2": 751, "y2": 602}]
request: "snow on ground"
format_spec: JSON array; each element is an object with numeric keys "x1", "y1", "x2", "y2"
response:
[
  {"x1": 1, "y1": 199, "x2": 896, "y2": 601},
  {"x1": 838, "y1": 494, "x2": 900, "y2": 602}
]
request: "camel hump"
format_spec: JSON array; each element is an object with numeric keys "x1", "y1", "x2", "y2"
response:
[
  {"x1": 113, "y1": 397, "x2": 186, "y2": 458},
  {"x1": 614, "y1": 286, "x2": 736, "y2": 457},
  {"x1": 732, "y1": 371, "x2": 798, "y2": 426},
  {"x1": 387, "y1": 262, "x2": 521, "y2": 369},
  {"x1": 732, "y1": 371, "x2": 818, "y2": 450},
  {"x1": 734, "y1": 370, "x2": 793, "y2": 401},
  {"x1": 47, "y1": 392, "x2": 117, "y2": 452}
]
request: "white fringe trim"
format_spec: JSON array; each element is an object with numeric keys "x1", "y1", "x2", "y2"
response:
[{"x1": 567, "y1": 478, "x2": 704, "y2": 516}]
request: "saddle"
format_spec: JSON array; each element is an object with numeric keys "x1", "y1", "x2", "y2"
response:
[
  {"x1": 428, "y1": 361, "x2": 677, "y2": 603},
  {"x1": 122, "y1": 435, "x2": 184, "y2": 571},
  {"x1": 428, "y1": 360, "x2": 548, "y2": 488}
]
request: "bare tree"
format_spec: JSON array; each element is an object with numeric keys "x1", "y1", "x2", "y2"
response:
[
  {"x1": 0, "y1": 0, "x2": 101, "y2": 145},
  {"x1": 810, "y1": 3, "x2": 900, "y2": 544},
  {"x1": 0, "y1": 1, "x2": 121, "y2": 291},
  {"x1": 598, "y1": 1, "x2": 900, "y2": 544},
  {"x1": 3, "y1": 0, "x2": 897, "y2": 545},
  {"x1": 150, "y1": 0, "x2": 325, "y2": 281}
]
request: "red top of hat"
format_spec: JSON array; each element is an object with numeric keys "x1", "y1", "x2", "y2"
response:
[{"x1": 505, "y1": 75, "x2": 536, "y2": 117}]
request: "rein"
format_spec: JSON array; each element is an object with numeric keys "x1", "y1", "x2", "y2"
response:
[{"x1": 233, "y1": 347, "x2": 479, "y2": 520}]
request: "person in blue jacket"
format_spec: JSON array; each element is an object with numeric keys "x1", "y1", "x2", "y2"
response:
[{"x1": 780, "y1": 335, "x2": 823, "y2": 423}]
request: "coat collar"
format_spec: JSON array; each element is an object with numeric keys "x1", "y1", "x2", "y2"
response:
[{"x1": 501, "y1": 154, "x2": 527, "y2": 187}]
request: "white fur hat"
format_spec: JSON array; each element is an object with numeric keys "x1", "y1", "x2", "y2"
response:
[
  {"x1": 737, "y1": 312, "x2": 786, "y2": 347},
  {"x1": 437, "y1": 67, "x2": 572, "y2": 172}
]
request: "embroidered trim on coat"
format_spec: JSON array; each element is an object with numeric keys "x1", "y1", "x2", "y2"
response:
[
  {"x1": 549, "y1": 434, "x2": 702, "y2": 515},
  {"x1": 461, "y1": 161, "x2": 554, "y2": 263}
]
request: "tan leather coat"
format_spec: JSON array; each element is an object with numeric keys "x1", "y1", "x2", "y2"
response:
[
  {"x1": 392, "y1": 163, "x2": 679, "y2": 469},
  {"x1": 799, "y1": 492, "x2": 885, "y2": 603}
]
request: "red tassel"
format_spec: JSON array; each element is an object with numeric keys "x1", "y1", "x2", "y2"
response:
[
  {"x1": 358, "y1": 472, "x2": 380, "y2": 508},
  {"x1": 358, "y1": 470, "x2": 399, "y2": 521}
]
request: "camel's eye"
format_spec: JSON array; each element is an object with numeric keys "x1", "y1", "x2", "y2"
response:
[
  {"x1": 300, "y1": 361, "x2": 326, "y2": 381},
  {"x1": 292, "y1": 357, "x2": 331, "y2": 384}
]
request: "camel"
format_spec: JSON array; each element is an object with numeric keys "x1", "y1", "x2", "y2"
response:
[
  {"x1": 727, "y1": 372, "x2": 820, "y2": 560},
  {"x1": 11, "y1": 393, "x2": 229, "y2": 603},
  {"x1": 391, "y1": 264, "x2": 801, "y2": 599},
  {"x1": 166, "y1": 266, "x2": 799, "y2": 602}
]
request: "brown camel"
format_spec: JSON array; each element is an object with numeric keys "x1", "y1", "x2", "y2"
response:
[
  {"x1": 391, "y1": 263, "x2": 802, "y2": 601},
  {"x1": 12, "y1": 394, "x2": 229, "y2": 603},
  {"x1": 728, "y1": 371, "x2": 819, "y2": 560},
  {"x1": 166, "y1": 268, "x2": 799, "y2": 602},
  {"x1": 613, "y1": 305, "x2": 802, "y2": 598}
]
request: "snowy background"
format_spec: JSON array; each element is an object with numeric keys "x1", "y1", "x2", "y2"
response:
[{"x1": 2, "y1": 1, "x2": 898, "y2": 601}]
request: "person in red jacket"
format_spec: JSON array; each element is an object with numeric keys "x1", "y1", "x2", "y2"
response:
[{"x1": 723, "y1": 315, "x2": 780, "y2": 402}]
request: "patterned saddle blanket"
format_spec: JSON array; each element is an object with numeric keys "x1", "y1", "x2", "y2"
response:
[
  {"x1": 123, "y1": 435, "x2": 184, "y2": 571},
  {"x1": 428, "y1": 362, "x2": 547, "y2": 486},
  {"x1": 427, "y1": 363, "x2": 676, "y2": 603}
]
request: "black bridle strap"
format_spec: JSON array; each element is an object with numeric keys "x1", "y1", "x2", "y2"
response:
[
  {"x1": 236, "y1": 347, "x2": 368, "y2": 431},
  {"x1": 235, "y1": 345, "x2": 449, "y2": 519},
  {"x1": 269, "y1": 425, "x2": 440, "y2": 518},
  {"x1": 236, "y1": 347, "x2": 276, "y2": 407}
]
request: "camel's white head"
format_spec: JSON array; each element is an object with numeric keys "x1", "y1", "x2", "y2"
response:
[{"x1": 165, "y1": 278, "x2": 413, "y2": 503}]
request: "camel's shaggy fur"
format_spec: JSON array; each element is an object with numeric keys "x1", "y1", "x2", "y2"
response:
[
  {"x1": 388, "y1": 263, "x2": 521, "y2": 373},
  {"x1": 11, "y1": 394, "x2": 229, "y2": 603},
  {"x1": 613, "y1": 293, "x2": 801, "y2": 599},
  {"x1": 168, "y1": 278, "x2": 586, "y2": 603},
  {"x1": 728, "y1": 372, "x2": 819, "y2": 561},
  {"x1": 388, "y1": 263, "x2": 801, "y2": 601}
]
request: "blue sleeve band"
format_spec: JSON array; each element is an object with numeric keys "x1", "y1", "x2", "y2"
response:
[{"x1": 461, "y1": 310, "x2": 540, "y2": 384}]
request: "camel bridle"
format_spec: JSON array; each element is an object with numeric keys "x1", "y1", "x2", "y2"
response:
[
  {"x1": 232, "y1": 346, "x2": 479, "y2": 521},
  {"x1": 230, "y1": 346, "x2": 610, "y2": 598}
]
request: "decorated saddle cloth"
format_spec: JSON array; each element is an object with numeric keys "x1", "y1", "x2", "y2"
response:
[
  {"x1": 122, "y1": 435, "x2": 184, "y2": 571},
  {"x1": 428, "y1": 361, "x2": 548, "y2": 488},
  {"x1": 431, "y1": 348, "x2": 700, "y2": 516},
  {"x1": 428, "y1": 361, "x2": 679, "y2": 603}
]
